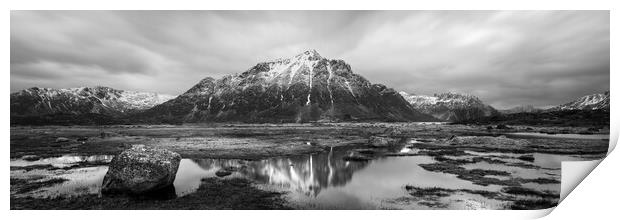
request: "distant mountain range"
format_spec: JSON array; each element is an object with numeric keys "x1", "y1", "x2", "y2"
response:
[
  {"x1": 548, "y1": 91, "x2": 610, "y2": 111},
  {"x1": 458, "y1": 91, "x2": 610, "y2": 126},
  {"x1": 497, "y1": 91, "x2": 610, "y2": 114},
  {"x1": 11, "y1": 86, "x2": 174, "y2": 116},
  {"x1": 10, "y1": 86, "x2": 174, "y2": 125},
  {"x1": 9, "y1": 50, "x2": 610, "y2": 125},
  {"x1": 399, "y1": 92, "x2": 498, "y2": 122}
]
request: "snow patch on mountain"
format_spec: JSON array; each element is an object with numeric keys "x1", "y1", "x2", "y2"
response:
[
  {"x1": 11, "y1": 86, "x2": 175, "y2": 116},
  {"x1": 117, "y1": 90, "x2": 176, "y2": 110}
]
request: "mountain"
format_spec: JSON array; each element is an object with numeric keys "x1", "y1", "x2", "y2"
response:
[
  {"x1": 548, "y1": 91, "x2": 610, "y2": 111},
  {"x1": 499, "y1": 105, "x2": 543, "y2": 114},
  {"x1": 457, "y1": 91, "x2": 610, "y2": 127},
  {"x1": 11, "y1": 86, "x2": 174, "y2": 124},
  {"x1": 137, "y1": 50, "x2": 437, "y2": 123},
  {"x1": 399, "y1": 92, "x2": 498, "y2": 122}
]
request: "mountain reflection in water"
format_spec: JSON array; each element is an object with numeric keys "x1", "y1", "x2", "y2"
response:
[{"x1": 184, "y1": 147, "x2": 368, "y2": 197}]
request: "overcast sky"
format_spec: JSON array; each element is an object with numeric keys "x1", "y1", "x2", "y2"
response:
[{"x1": 11, "y1": 11, "x2": 609, "y2": 109}]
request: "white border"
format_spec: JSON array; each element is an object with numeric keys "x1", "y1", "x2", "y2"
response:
[{"x1": 3, "y1": 1, "x2": 618, "y2": 219}]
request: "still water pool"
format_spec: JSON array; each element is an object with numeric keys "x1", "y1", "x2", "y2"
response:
[{"x1": 10, "y1": 139, "x2": 592, "y2": 209}]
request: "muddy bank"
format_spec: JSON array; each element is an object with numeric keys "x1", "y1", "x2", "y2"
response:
[
  {"x1": 10, "y1": 178, "x2": 290, "y2": 210},
  {"x1": 10, "y1": 124, "x2": 381, "y2": 160},
  {"x1": 10, "y1": 123, "x2": 608, "y2": 160}
]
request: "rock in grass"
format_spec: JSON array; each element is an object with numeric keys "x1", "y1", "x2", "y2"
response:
[
  {"x1": 101, "y1": 145, "x2": 181, "y2": 195},
  {"x1": 368, "y1": 136, "x2": 399, "y2": 147},
  {"x1": 496, "y1": 124, "x2": 510, "y2": 129},
  {"x1": 214, "y1": 166, "x2": 243, "y2": 177},
  {"x1": 215, "y1": 169, "x2": 233, "y2": 177},
  {"x1": 55, "y1": 137, "x2": 71, "y2": 143},
  {"x1": 517, "y1": 155, "x2": 535, "y2": 162},
  {"x1": 21, "y1": 155, "x2": 41, "y2": 161}
]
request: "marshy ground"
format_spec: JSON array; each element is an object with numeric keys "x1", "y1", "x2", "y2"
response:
[{"x1": 10, "y1": 123, "x2": 609, "y2": 210}]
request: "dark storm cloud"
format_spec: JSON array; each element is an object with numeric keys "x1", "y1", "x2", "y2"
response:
[{"x1": 11, "y1": 11, "x2": 609, "y2": 109}]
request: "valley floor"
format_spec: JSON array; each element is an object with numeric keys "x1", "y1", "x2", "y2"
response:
[{"x1": 10, "y1": 123, "x2": 609, "y2": 210}]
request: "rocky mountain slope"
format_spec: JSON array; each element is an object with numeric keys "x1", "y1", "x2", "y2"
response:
[
  {"x1": 548, "y1": 91, "x2": 610, "y2": 111},
  {"x1": 11, "y1": 86, "x2": 174, "y2": 117},
  {"x1": 137, "y1": 50, "x2": 437, "y2": 123},
  {"x1": 399, "y1": 92, "x2": 498, "y2": 122}
]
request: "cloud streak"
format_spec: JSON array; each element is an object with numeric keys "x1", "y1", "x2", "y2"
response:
[{"x1": 11, "y1": 11, "x2": 609, "y2": 109}]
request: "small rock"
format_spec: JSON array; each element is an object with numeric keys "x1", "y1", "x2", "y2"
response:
[
  {"x1": 55, "y1": 137, "x2": 71, "y2": 143},
  {"x1": 224, "y1": 166, "x2": 241, "y2": 172},
  {"x1": 215, "y1": 169, "x2": 233, "y2": 177},
  {"x1": 368, "y1": 136, "x2": 398, "y2": 147},
  {"x1": 517, "y1": 155, "x2": 535, "y2": 162},
  {"x1": 21, "y1": 155, "x2": 41, "y2": 161},
  {"x1": 77, "y1": 137, "x2": 89, "y2": 142},
  {"x1": 496, "y1": 124, "x2": 510, "y2": 129}
]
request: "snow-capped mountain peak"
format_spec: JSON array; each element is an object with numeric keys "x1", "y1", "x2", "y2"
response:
[
  {"x1": 293, "y1": 49, "x2": 323, "y2": 60},
  {"x1": 550, "y1": 91, "x2": 609, "y2": 111},
  {"x1": 245, "y1": 49, "x2": 328, "y2": 87},
  {"x1": 139, "y1": 50, "x2": 437, "y2": 123}
]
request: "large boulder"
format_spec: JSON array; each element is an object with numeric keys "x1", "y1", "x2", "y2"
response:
[{"x1": 101, "y1": 145, "x2": 181, "y2": 195}]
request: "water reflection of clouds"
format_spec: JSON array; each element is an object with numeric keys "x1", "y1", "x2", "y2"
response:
[{"x1": 11, "y1": 155, "x2": 114, "y2": 168}]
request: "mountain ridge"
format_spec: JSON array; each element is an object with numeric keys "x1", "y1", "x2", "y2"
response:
[
  {"x1": 548, "y1": 91, "x2": 609, "y2": 111},
  {"x1": 399, "y1": 91, "x2": 498, "y2": 122},
  {"x1": 136, "y1": 50, "x2": 438, "y2": 123},
  {"x1": 11, "y1": 86, "x2": 175, "y2": 117},
  {"x1": 457, "y1": 91, "x2": 610, "y2": 127}
]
